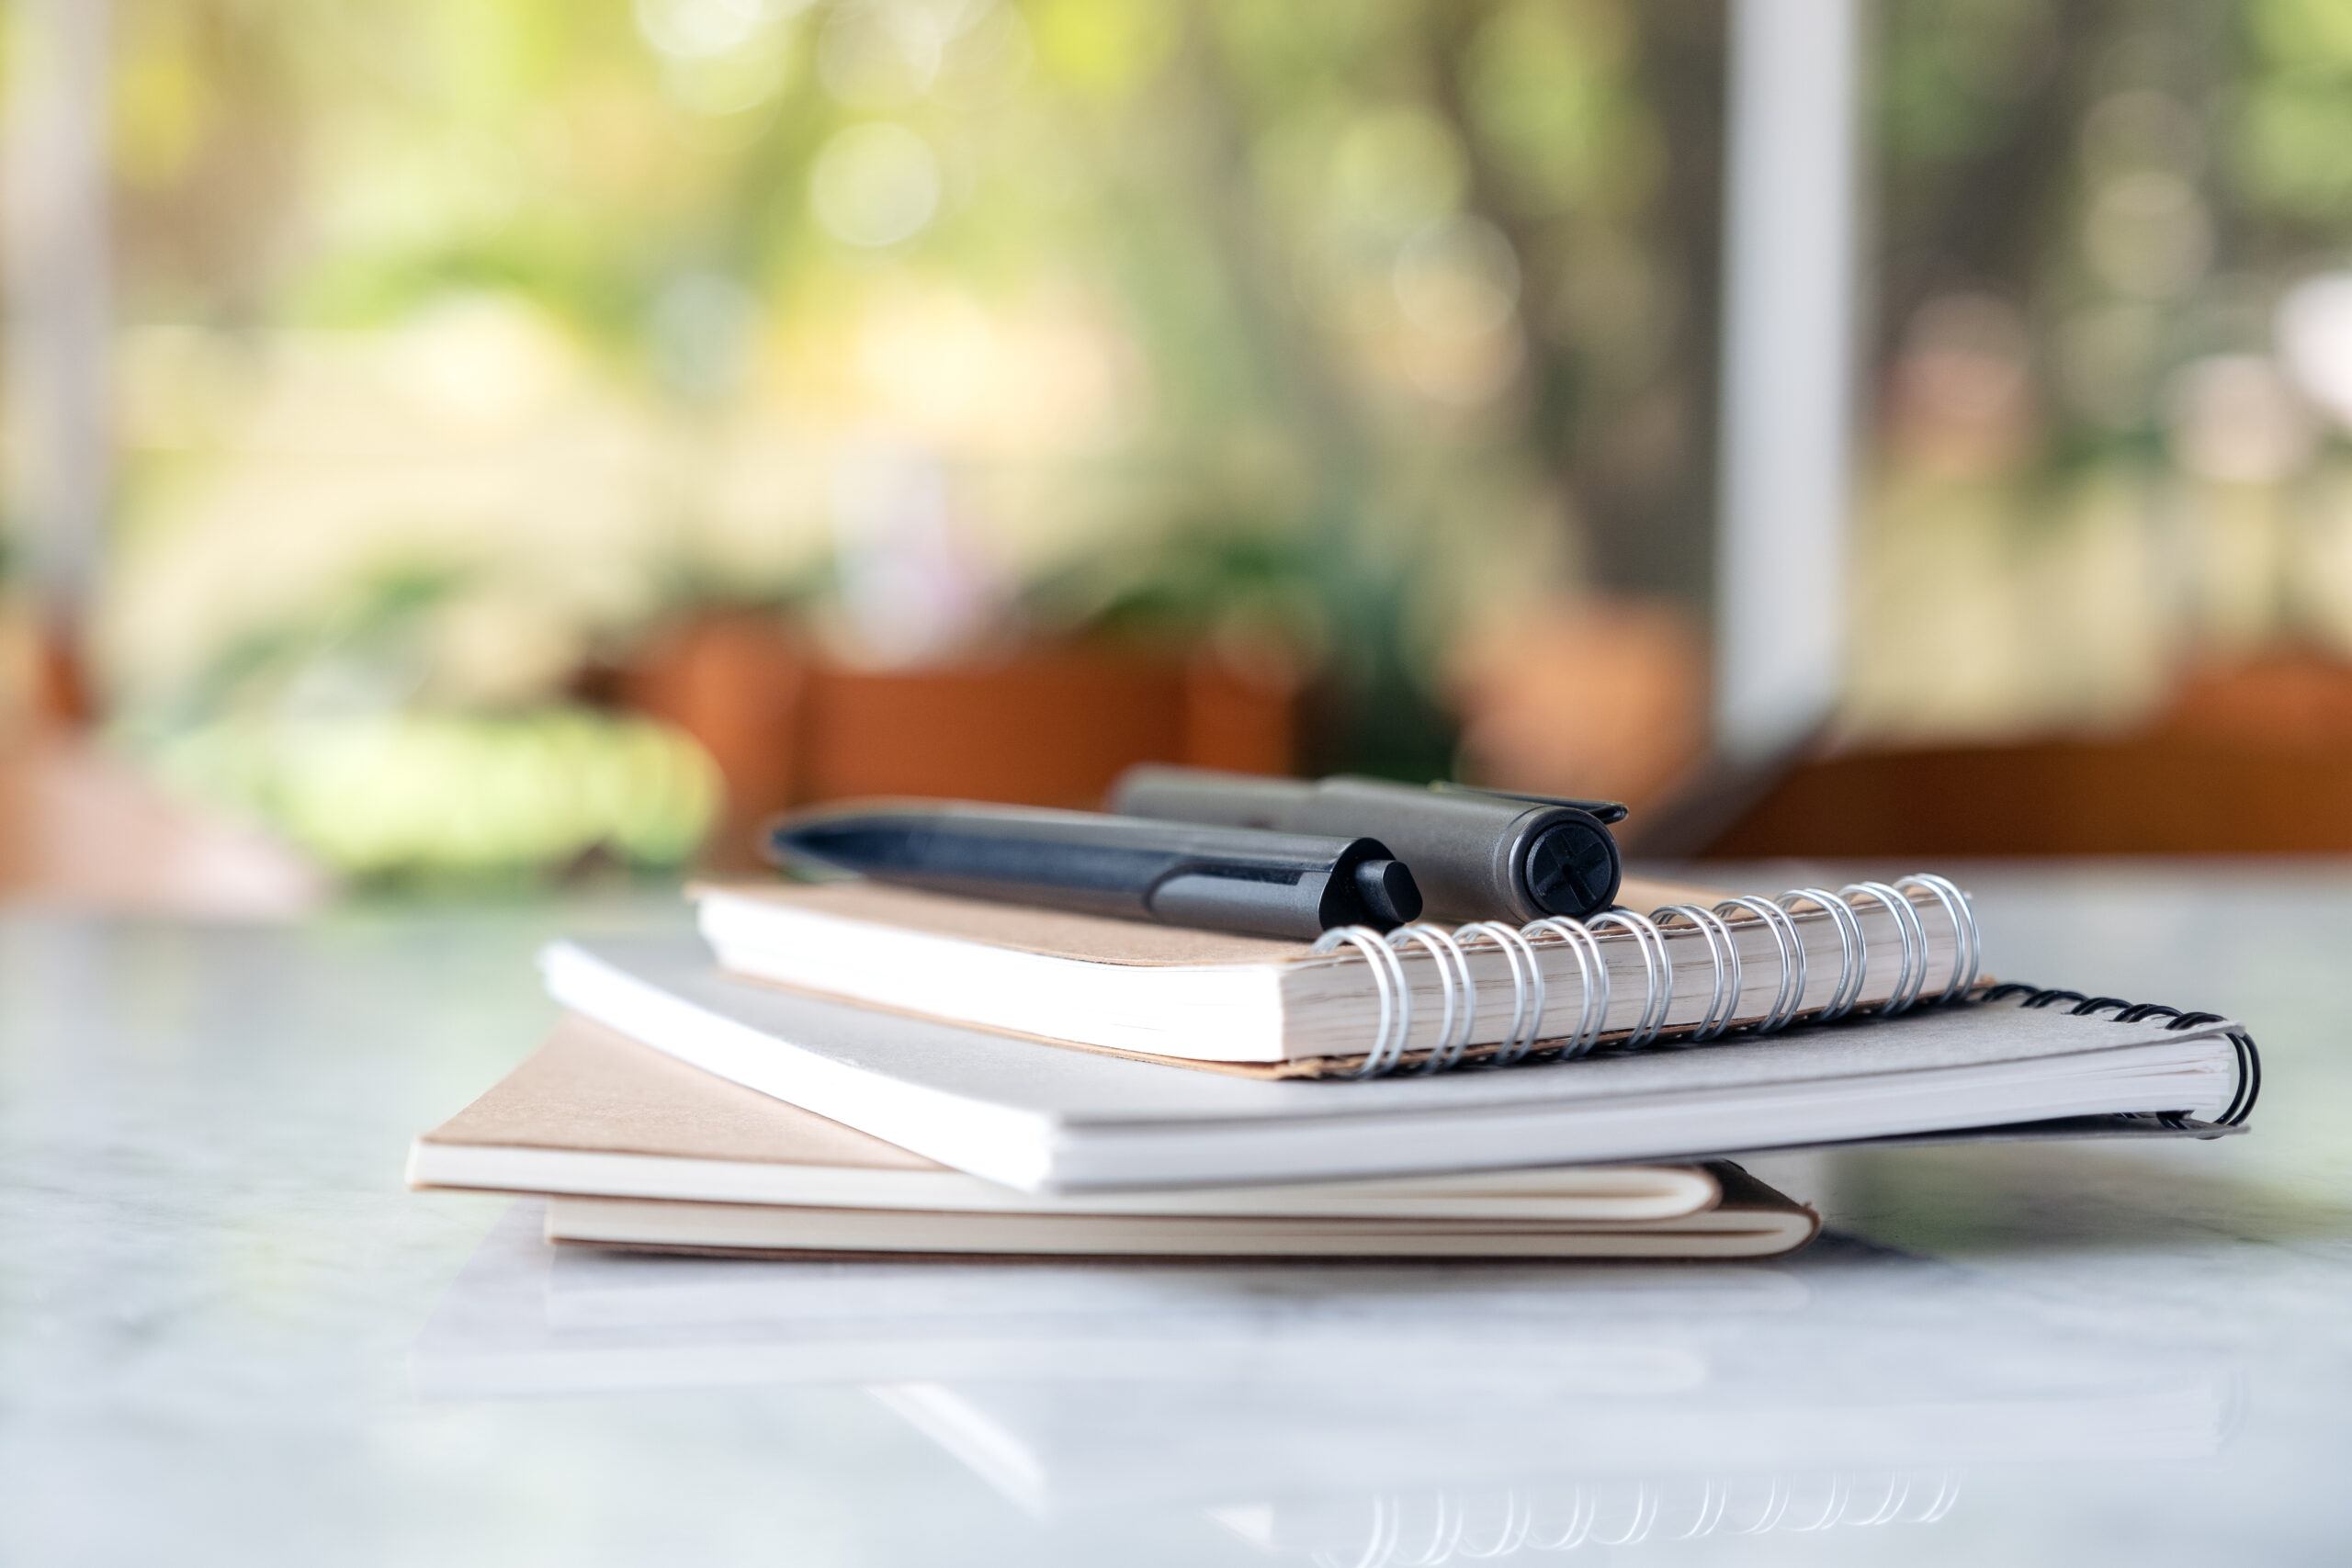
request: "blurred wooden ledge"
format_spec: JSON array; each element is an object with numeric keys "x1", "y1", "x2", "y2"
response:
[
  {"x1": 0, "y1": 730, "x2": 330, "y2": 918},
  {"x1": 1697, "y1": 650, "x2": 2352, "y2": 858},
  {"x1": 608, "y1": 615, "x2": 1299, "y2": 871}
]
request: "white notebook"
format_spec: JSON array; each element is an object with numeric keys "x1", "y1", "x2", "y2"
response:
[
  {"x1": 540, "y1": 937, "x2": 2257, "y2": 1192},
  {"x1": 693, "y1": 873, "x2": 1979, "y2": 1073}
]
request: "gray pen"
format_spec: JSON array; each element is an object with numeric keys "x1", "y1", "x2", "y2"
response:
[{"x1": 1106, "y1": 766, "x2": 1625, "y2": 923}]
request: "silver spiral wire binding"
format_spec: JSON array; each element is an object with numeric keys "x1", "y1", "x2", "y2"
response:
[
  {"x1": 1338, "y1": 1473, "x2": 1970, "y2": 1547},
  {"x1": 1722, "y1": 1477, "x2": 1790, "y2": 1536},
  {"x1": 1841, "y1": 882, "x2": 1928, "y2": 1014},
  {"x1": 1668, "y1": 1480, "x2": 1729, "y2": 1540},
  {"x1": 1453, "y1": 1490, "x2": 1532, "y2": 1560},
  {"x1": 1716, "y1": 895, "x2": 1807, "y2": 1032},
  {"x1": 1315, "y1": 874, "x2": 1979, "y2": 1075},
  {"x1": 1310, "y1": 1495, "x2": 1397, "y2": 1568},
  {"x1": 1894, "y1": 872, "x2": 1979, "y2": 1001},
  {"x1": 1311, "y1": 925, "x2": 1412, "y2": 1077},
  {"x1": 1877, "y1": 881, "x2": 1932, "y2": 1012},
  {"x1": 1784, "y1": 1475, "x2": 1849, "y2": 1533},
  {"x1": 1522, "y1": 916, "x2": 1611, "y2": 1057},
  {"x1": 1780, "y1": 887, "x2": 1867, "y2": 1020},
  {"x1": 1526, "y1": 1486, "x2": 1596, "y2": 1551},
  {"x1": 1454, "y1": 920, "x2": 1544, "y2": 1066},
  {"x1": 1385, "y1": 923, "x2": 1475, "y2": 1073},
  {"x1": 1909, "y1": 1472, "x2": 1962, "y2": 1524},
  {"x1": 1588, "y1": 1483, "x2": 1660, "y2": 1547},
  {"x1": 1386, "y1": 1491, "x2": 1462, "y2": 1568},
  {"x1": 1589, "y1": 908, "x2": 1672, "y2": 1046},
  {"x1": 1654, "y1": 904, "x2": 1741, "y2": 1040},
  {"x1": 1848, "y1": 1472, "x2": 1907, "y2": 1528}
]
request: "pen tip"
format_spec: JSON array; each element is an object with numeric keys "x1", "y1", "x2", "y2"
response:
[{"x1": 1352, "y1": 858, "x2": 1422, "y2": 926}]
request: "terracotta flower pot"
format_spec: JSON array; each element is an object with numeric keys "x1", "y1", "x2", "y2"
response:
[{"x1": 616, "y1": 615, "x2": 1296, "y2": 870}]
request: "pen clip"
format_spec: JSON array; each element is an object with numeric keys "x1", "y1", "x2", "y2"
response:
[{"x1": 1430, "y1": 782, "x2": 1630, "y2": 825}]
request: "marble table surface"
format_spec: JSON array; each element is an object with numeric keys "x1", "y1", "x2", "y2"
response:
[{"x1": 4, "y1": 863, "x2": 2349, "y2": 1566}]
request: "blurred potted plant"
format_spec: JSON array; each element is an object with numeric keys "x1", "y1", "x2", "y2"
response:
[
  {"x1": 605, "y1": 519, "x2": 1317, "y2": 870},
  {"x1": 138, "y1": 561, "x2": 720, "y2": 888}
]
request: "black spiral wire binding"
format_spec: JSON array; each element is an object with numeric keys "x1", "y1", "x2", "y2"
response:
[
  {"x1": 1980, "y1": 983, "x2": 2261, "y2": 1126},
  {"x1": 1307, "y1": 880, "x2": 1983, "y2": 1077}
]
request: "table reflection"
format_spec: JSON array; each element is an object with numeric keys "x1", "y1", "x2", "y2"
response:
[
  {"x1": 414, "y1": 1201, "x2": 2233, "y2": 1557},
  {"x1": 1197, "y1": 1475, "x2": 1962, "y2": 1562}
]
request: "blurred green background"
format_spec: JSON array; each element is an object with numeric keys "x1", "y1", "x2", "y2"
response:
[{"x1": 8, "y1": 0, "x2": 2352, "y2": 887}]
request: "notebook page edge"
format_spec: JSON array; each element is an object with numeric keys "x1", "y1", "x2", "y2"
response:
[
  {"x1": 413, "y1": 1135, "x2": 1724, "y2": 1220},
  {"x1": 539, "y1": 939, "x2": 1065, "y2": 1191}
]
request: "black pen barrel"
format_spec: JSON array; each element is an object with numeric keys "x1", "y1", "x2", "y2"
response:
[{"x1": 766, "y1": 800, "x2": 1420, "y2": 941}]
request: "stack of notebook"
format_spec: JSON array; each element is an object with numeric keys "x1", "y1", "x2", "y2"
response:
[{"x1": 410, "y1": 866, "x2": 2259, "y2": 1263}]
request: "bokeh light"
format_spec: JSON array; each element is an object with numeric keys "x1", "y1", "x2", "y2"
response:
[{"x1": 809, "y1": 121, "x2": 941, "y2": 247}]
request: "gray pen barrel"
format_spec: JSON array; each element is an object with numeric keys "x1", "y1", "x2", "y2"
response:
[{"x1": 1109, "y1": 766, "x2": 1623, "y2": 923}]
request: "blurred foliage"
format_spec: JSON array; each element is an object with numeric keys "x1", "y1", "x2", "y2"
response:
[
  {"x1": 2236, "y1": 0, "x2": 2352, "y2": 223},
  {"x1": 1873, "y1": 0, "x2": 2352, "y2": 460},
  {"x1": 100, "y1": 1, "x2": 1724, "y2": 761},
  {"x1": 150, "y1": 558, "x2": 469, "y2": 733},
  {"x1": 73, "y1": 0, "x2": 2352, "y2": 855},
  {"x1": 1849, "y1": 0, "x2": 2352, "y2": 742},
  {"x1": 119, "y1": 554, "x2": 720, "y2": 882},
  {"x1": 1021, "y1": 518, "x2": 1329, "y2": 649},
  {"x1": 153, "y1": 709, "x2": 719, "y2": 881}
]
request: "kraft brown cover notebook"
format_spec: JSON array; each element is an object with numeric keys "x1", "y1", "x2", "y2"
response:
[
  {"x1": 409, "y1": 1015, "x2": 1727, "y2": 1223},
  {"x1": 409, "y1": 1016, "x2": 1817, "y2": 1258}
]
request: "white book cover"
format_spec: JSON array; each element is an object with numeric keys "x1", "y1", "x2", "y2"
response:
[{"x1": 540, "y1": 937, "x2": 2255, "y2": 1193}]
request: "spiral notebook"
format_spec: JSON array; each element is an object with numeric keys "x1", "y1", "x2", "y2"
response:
[
  {"x1": 541, "y1": 935, "x2": 2256, "y2": 1191},
  {"x1": 693, "y1": 873, "x2": 1980, "y2": 1075}
]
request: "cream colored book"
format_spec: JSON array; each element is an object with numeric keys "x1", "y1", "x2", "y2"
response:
[
  {"x1": 540, "y1": 1163, "x2": 1817, "y2": 1258},
  {"x1": 409, "y1": 1014, "x2": 1735, "y2": 1224},
  {"x1": 693, "y1": 873, "x2": 1982, "y2": 1073}
]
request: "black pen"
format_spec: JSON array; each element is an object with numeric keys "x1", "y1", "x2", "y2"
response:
[
  {"x1": 766, "y1": 799, "x2": 1423, "y2": 941},
  {"x1": 1107, "y1": 765, "x2": 1625, "y2": 922}
]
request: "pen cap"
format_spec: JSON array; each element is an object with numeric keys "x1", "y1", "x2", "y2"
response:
[
  {"x1": 1108, "y1": 765, "x2": 1621, "y2": 922},
  {"x1": 1294, "y1": 777, "x2": 1623, "y2": 923},
  {"x1": 1106, "y1": 764, "x2": 1314, "y2": 829}
]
